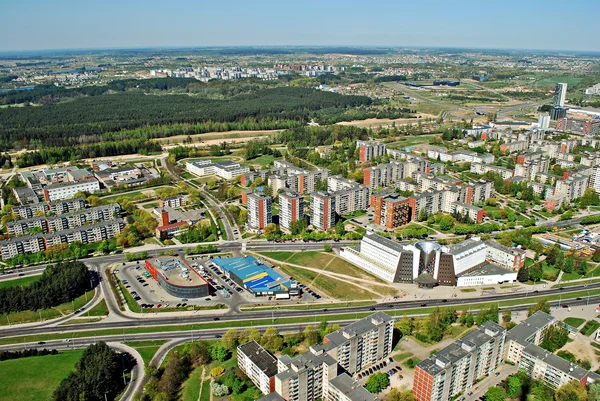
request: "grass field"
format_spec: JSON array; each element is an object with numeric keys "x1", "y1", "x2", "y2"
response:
[
  {"x1": 244, "y1": 154, "x2": 275, "y2": 168},
  {"x1": 142, "y1": 202, "x2": 160, "y2": 209},
  {"x1": 0, "y1": 275, "x2": 41, "y2": 289},
  {"x1": 102, "y1": 190, "x2": 146, "y2": 202},
  {"x1": 1, "y1": 289, "x2": 95, "y2": 326},
  {"x1": 0, "y1": 350, "x2": 82, "y2": 401},
  {"x1": 125, "y1": 340, "x2": 167, "y2": 366},
  {"x1": 581, "y1": 320, "x2": 600, "y2": 336},
  {"x1": 85, "y1": 299, "x2": 109, "y2": 316},
  {"x1": 564, "y1": 317, "x2": 586, "y2": 328},
  {"x1": 181, "y1": 367, "x2": 204, "y2": 401},
  {"x1": 278, "y1": 263, "x2": 379, "y2": 300},
  {"x1": 534, "y1": 76, "x2": 583, "y2": 89},
  {"x1": 200, "y1": 379, "x2": 211, "y2": 401}
]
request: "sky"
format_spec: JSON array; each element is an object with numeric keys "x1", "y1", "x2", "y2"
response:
[{"x1": 1, "y1": 0, "x2": 599, "y2": 52}]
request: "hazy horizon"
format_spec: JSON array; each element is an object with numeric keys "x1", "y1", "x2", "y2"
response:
[{"x1": 1, "y1": 0, "x2": 599, "y2": 53}]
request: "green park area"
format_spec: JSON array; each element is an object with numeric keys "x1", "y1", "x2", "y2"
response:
[
  {"x1": 0, "y1": 350, "x2": 83, "y2": 401},
  {"x1": 125, "y1": 340, "x2": 167, "y2": 366},
  {"x1": 0, "y1": 275, "x2": 41, "y2": 289}
]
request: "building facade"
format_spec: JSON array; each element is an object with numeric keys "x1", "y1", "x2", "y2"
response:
[
  {"x1": 279, "y1": 192, "x2": 304, "y2": 231},
  {"x1": 248, "y1": 192, "x2": 273, "y2": 230},
  {"x1": 311, "y1": 192, "x2": 335, "y2": 230}
]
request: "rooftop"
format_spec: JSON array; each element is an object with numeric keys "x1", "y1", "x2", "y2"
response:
[
  {"x1": 212, "y1": 256, "x2": 291, "y2": 293},
  {"x1": 44, "y1": 177, "x2": 99, "y2": 190},
  {"x1": 457, "y1": 262, "x2": 514, "y2": 278},
  {"x1": 417, "y1": 321, "x2": 505, "y2": 376},
  {"x1": 329, "y1": 373, "x2": 378, "y2": 401},
  {"x1": 324, "y1": 312, "x2": 392, "y2": 347},
  {"x1": 485, "y1": 240, "x2": 526, "y2": 255},
  {"x1": 447, "y1": 238, "x2": 484, "y2": 255},
  {"x1": 363, "y1": 232, "x2": 405, "y2": 253},
  {"x1": 238, "y1": 341, "x2": 278, "y2": 377},
  {"x1": 507, "y1": 311, "x2": 556, "y2": 343},
  {"x1": 146, "y1": 256, "x2": 209, "y2": 288},
  {"x1": 276, "y1": 347, "x2": 337, "y2": 382}
]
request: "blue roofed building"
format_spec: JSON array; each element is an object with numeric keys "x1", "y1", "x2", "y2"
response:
[{"x1": 211, "y1": 255, "x2": 298, "y2": 297}]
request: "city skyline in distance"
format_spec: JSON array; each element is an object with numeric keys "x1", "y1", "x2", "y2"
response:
[{"x1": 1, "y1": 0, "x2": 599, "y2": 52}]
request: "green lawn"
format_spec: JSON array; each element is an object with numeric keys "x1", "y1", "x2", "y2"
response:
[
  {"x1": 181, "y1": 172, "x2": 195, "y2": 180},
  {"x1": 181, "y1": 367, "x2": 204, "y2": 401},
  {"x1": 125, "y1": 340, "x2": 167, "y2": 366},
  {"x1": 0, "y1": 275, "x2": 41, "y2": 289},
  {"x1": 244, "y1": 154, "x2": 275, "y2": 167},
  {"x1": 278, "y1": 263, "x2": 379, "y2": 300},
  {"x1": 393, "y1": 352, "x2": 413, "y2": 361},
  {"x1": 0, "y1": 350, "x2": 82, "y2": 401},
  {"x1": 581, "y1": 320, "x2": 600, "y2": 336},
  {"x1": 563, "y1": 317, "x2": 586, "y2": 328},
  {"x1": 142, "y1": 202, "x2": 160, "y2": 209},
  {"x1": 200, "y1": 379, "x2": 211, "y2": 401},
  {"x1": 101, "y1": 190, "x2": 146, "y2": 202},
  {"x1": 85, "y1": 299, "x2": 109, "y2": 317},
  {"x1": 258, "y1": 251, "x2": 294, "y2": 263},
  {"x1": 343, "y1": 210, "x2": 367, "y2": 219},
  {"x1": 1, "y1": 289, "x2": 95, "y2": 326}
]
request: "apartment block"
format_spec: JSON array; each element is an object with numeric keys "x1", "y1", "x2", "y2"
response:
[
  {"x1": 186, "y1": 160, "x2": 250, "y2": 180},
  {"x1": 555, "y1": 174, "x2": 589, "y2": 201},
  {"x1": 279, "y1": 192, "x2": 304, "y2": 231},
  {"x1": 413, "y1": 322, "x2": 506, "y2": 401},
  {"x1": 370, "y1": 189, "x2": 411, "y2": 229},
  {"x1": 238, "y1": 341, "x2": 278, "y2": 395},
  {"x1": 311, "y1": 192, "x2": 335, "y2": 230},
  {"x1": 159, "y1": 195, "x2": 189, "y2": 208},
  {"x1": 504, "y1": 311, "x2": 557, "y2": 364},
  {"x1": 275, "y1": 346, "x2": 338, "y2": 401},
  {"x1": 247, "y1": 192, "x2": 272, "y2": 230},
  {"x1": 323, "y1": 311, "x2": 394, "y2": 374},
  {"x1": 0, "y1": 219, "x2": 125, "y2": 260},
  {"x1": 12, "y1": 198, "x2": 87, "y2": 219},
  {"x1": 356, "y1": 140, "x2": 386, "y2": 162},
  {"x1": 470, "y1": 163, "x2": 513, "y2": 180},
  {"x1": 500, "y1": 141, "x2": 529, "y2": 153},
  {"x1": 451, "y1": 201, "x2": 484, "y2": 223}
]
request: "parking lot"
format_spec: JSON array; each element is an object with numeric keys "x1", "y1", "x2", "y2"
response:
[
  {"x1": 356, "y1": 357, "x2": 405, "y2": 385},
  {"x1": 114, "y1": 261, "x2": 230, "y2": 309}
]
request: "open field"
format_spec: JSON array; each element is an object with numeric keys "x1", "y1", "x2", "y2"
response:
[
  {"x1": 156, "y1": 129, "x2": 283, "y2": 144},
  {"x1": 85, "y1": 299, "x2": 109, "y2": 316},
  {"x1": 243, "y1": 154, "x2": 275, "y2": 168},
  {"x1": 0, "y1": 275, "x2": 41, "y2": 289},
  {"x1": 182, "y1": 367, "x2": 203, "y2": 401},
  {"x1": 1, "y1": 289, "x2": 95, "y2": 326},
  {"x1": 278, "y1": 263, "x2": 381, "y2": 300},
  {"x1": 0, "y1": 350, "x2": 82, "y2": 401},
  {"x1": 102, "y1": 190, "x2": 147, "y2": 202}
]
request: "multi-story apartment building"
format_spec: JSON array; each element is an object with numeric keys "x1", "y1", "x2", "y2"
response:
[
  {"x1": 275, "y1": 346, "x2": 338, "y2": 401},
  {"x1": 554, "y1": 83, "x2": 567, "y2": 107},
  {"x1": 12, "y1": 198, "x2": 87, "y2": 219},
  {"x1": 451, "y1": 201, "x2": 484, "y2": 223},
  {"x1": 279, "y1": 192, "x2": 304, "y2": 231},
  {"x1": 356, "y1": 140, "x2": 386, "y2": 162},
  {"x1": 413, "y1": 322, "x2": 506, "y2": 401},
  {"x1": 322, "y1": 312, "x2": 394, "y2": 374},
  {"x1": 470, "y1": 163, "x2": 513, "y2": 180},
  {"x1": 247, "y1": 192, "x2": 272, "y2": 230},
  {"x1": 370, "y1": 189, "x2": 411, "y2": 229},
  {"x1": 485, "y1": 240, "x2": 526, "y2": 270},
  {"x1": 327, "y1": 176, "x2": 370, "y2": 215},
  {"x1": 500, "y1": 140, "x2": 529, "y2": 153},
  {"x1": 42, "y1": 178, "x2": 100, "y2": 201},
  {"x1": 555, "y1": 174, "x2": 589, "y2": 201},
  {"x1": 238, "y1": 341, "x2": 278, "y2": 395},
  {"x1": 504, "y1": 311, "x2": 557, "y2": 364},
  {"x1": 0, "y1": 219, "x2": 125, "y2": 260},
  {"x1": 258, "y1": 313, "x2": 393, "y2": 401},
  {"x1": 556, "y1": 117, "x2": 600, "y2": 136},
  {"x1": 159, "y1": 195, "x2": 189, "y2": 208},
  {"x1": 310, "y1": 192, "x2": 335, "y2": 230},
  {"x1": 363, "y1": 160, "x2": 427, "y2": 190},
  {"x1": 6, "y1": 204, "x2": 121, "y2": 235}
]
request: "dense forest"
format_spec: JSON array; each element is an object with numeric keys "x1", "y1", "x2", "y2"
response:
[
  {"x1": 0, "y1": 261, "x2": 91, "y2": 313},
  {"x1": 52, "y1": 342, "x2": 131, "y2": 401},
  {"x1": 0, "y1": 87, "x2": 371, "y2": 149}
]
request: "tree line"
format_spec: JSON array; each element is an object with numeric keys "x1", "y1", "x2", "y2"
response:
[{"x1": 0, "y1": 261, "x2": 91, "y2": 313}]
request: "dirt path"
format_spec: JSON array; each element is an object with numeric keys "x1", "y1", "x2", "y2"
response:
[{"x1": 257, "y1": 254, "x2": 392, "y2": 298}]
